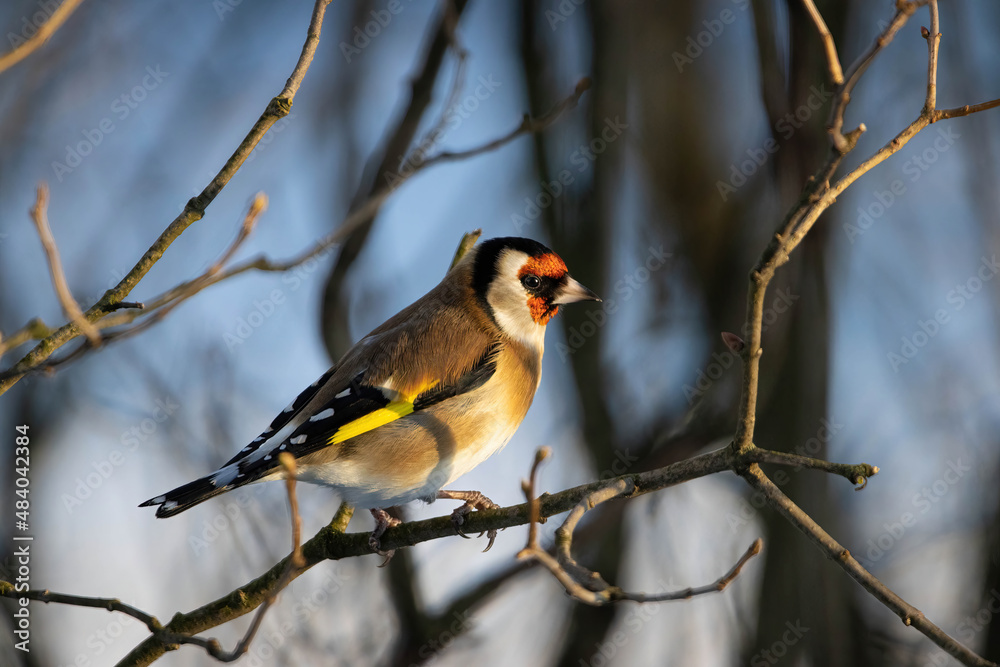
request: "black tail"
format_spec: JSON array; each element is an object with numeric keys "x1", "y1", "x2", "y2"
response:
[{"x1": 139, "y1": 475, "x2": 229, "y2": 518}]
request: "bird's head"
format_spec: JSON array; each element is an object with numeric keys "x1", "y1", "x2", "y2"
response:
[{"x1": 471, "y1": 237, "x2": 601, "y2": 348}]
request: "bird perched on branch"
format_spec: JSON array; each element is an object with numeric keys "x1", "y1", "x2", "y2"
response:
[{"x1": 141, "y1": 236, "x2": 600, "y2": 555}]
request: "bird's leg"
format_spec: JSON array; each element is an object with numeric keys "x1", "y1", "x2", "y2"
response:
[
  {"x1": 436, "y1": 490, "x2": 501, "y2": 552},
  {"x1": 368, "y1": 507, "x2": 401, "y2": 565}
]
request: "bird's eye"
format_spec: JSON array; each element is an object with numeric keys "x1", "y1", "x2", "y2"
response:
[{"x1": 522, "y1": 275, "x2": 541, "y2": 290}]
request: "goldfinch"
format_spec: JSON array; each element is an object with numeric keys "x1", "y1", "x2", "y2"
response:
[{"x1": 140, "y1": 237, "x2": 600, "y2": 552}]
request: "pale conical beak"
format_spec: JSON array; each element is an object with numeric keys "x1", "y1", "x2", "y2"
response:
[{"x1": 552, "y1": 276, "x2": 602, "y2": 305}]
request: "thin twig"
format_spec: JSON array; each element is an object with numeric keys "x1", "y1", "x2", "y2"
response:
[
  {"x1": 519, "y1": 446, "x2": 552, "y2": 551},
  {"x1": 0, "y1": 0, "x2": 86, "y2": 74},
  {"x1": 748, "y1": 447, "x2": 879, "y2": 489},
  {"x1": 29, "y1": 184, "x2": 101, "y2": 347},
  {"x1": 932, "y1": 98, "x2": 1000, "y2": 122},
  {"x1": 208, "y1": 193, "x2": 268, "y2": 276},
  {"x1": 620, "y1": 539, "x2": 763, "y2": 602},
  {"x1": 420, "y1": 77, "x2": 591, "y2": 167},
  {"x1": 206, "y1": 453, "x2": 305, "y2": 662},
  {"x1": 826, "y1": 1, "x2": 926, "y2": 152},
  {"x1": 923, "y1": 0, "x2": 941, "y2": 113},
  {"x1": 801, "y1": 0, "x2": 844, "y2": 86}
]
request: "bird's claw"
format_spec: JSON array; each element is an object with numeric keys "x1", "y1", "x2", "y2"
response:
[
  {"x1": 443, "y1": 492, "x2": 501, "y2": 552},
  {"x1": 368, "y1": 508, "x2": 401, "y2": 565}
]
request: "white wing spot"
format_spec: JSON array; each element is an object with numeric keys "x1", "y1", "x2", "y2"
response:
[
  {"x1": 163, "y1": 500, "x2": 178, "y2": 511},
  {"x1": 151, "y1": 495, "x2": 166, "y2": 504},
  {"x1": 290, "y1": 435, "x2": 307, "y2": 445},
  {"x1": 211, "y1": 466, "x2": 239, "y2": 487},
  {"x1": 310, "y1": 408, "x2": 335, "y2": 422},
  {"x1": 264, "y1": 454, "x2": 272, "y2": 461},
  {"x1": 253, "y1": 436, "x2": 265, "y2": 443},
  {"x1": 282, "y1": 402, "x2": 295, "y2": 413},
  {"x1": 335, "y1": 389, "x2": 351, "y2": 399},
  {"x1": 279, "y1": 444, "x2": 287, "y2": 450}
]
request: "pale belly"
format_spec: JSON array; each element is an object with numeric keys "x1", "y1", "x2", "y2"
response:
[{"x1": 293, "y1": 391, "x2": 526, "y2": 509}]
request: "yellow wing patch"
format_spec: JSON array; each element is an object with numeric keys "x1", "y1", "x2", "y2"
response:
[{"x1": 327, "y1": 401, "x2": 415, "y2": 445}]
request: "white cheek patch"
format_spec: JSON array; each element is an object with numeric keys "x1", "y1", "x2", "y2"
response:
[{"x1": 487, "y1": 250, "x2": 547, "y2": 351}]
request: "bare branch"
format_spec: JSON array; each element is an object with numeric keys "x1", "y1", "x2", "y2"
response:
[
  {"x1": 621, "y1": 539, "x2": 762, "y2": 603},
  {"x1": 826, "y1": 1, "x2": 926, "y2": 152},
  {"x1": 801, "y1": 0, "x2": 844, "y2": 86},
  {"x1": 747, "y1": 447, "x2": 879, "y2": 489},
  {"x1": 734, "y1": 0, "x2": 1000, "y2": 458},
  {"x1": 518, "y1": 448, "x2": 761, "y2": 606},
  {"x1": 0, "y1": 0, "x2": 333, "y2": 395},
  {"x1": 740, "y1": 464, "x2": 997, "y2": 667},
  {"x1": 0, "y1": 0, "x2": 86, "y2": 74},
  {"x1": 29, "y1": 184, "x2": 101, "y2": 348},
  {"x1": 0, "y1": 443, "x2": 893, "y2": 665},
  {"x1": 722, "y1": 3, "x2": 1000, "y2": 663}
]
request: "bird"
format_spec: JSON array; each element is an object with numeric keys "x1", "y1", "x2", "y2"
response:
[{"x1": 140, "y1": 236, "x2": 600, "y2": 555}]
